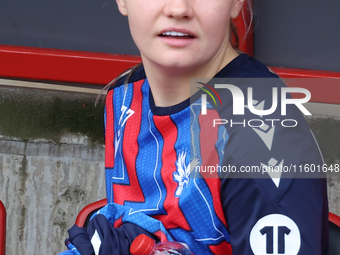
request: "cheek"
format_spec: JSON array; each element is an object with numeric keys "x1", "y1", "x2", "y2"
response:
[
  {"x1": 206, "y1": 18, "x2": 230, "y2": 42},
  {"x1": 127, "y1": 16, "x2": 148, "y2": 46},
  {"x1": 200, "y1": 5, "x2": 232, "y2": 40}
]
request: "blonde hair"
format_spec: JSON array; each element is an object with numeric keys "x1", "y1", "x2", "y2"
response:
[
  {"x1": 95, "y1": 63, "x2": 142, "y2": 106},
  {"x1": 231, "y1": 0, "x2": 253, "y2": 49}
]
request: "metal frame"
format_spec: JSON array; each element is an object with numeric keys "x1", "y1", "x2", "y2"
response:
[{"x1": 1, "y1": 44, "x2": 339, "y2": 105}]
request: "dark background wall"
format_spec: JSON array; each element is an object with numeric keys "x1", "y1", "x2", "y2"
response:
[
  {"x1": 0, "y1": 0, "x2": 139, "y2": 55},
  {"x1": 1, "y1": 1, "x2": 340, "y2": 72},
  {"x1": 254, "y1": 0, "x2": 340, "y2": 72}
]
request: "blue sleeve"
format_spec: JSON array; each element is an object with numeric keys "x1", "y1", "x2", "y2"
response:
[
  {"x1": 218, "y1": 112, "x2": 328, "y2": 254},
  {"x1": 68, "y1": 215, "x2": 158, "y2": 255},
  {"x1": 221, "y1": 175, "x2": 328, "y2": 254},
  {"x1": 219, "y1": 127, "x2": 329, "y2": 254},
  {"x1": 215, "y1": 78, "x2": 329, "y2": 254}
]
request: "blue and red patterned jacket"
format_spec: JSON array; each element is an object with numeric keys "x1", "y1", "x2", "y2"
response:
[{"x1": 62, "y1": 54, "x2": 328, "y2": 255}]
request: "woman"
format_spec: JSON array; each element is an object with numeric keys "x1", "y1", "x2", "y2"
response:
[{"x1": 61, "y1": 0, "x2": 329, "y2": 254}]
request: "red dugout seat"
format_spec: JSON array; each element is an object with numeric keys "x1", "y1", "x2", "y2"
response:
[
  {"x1": 0, "y1": 201, "x2": 6, "y2": 255},
  {"x1": 75, "y1": 199, "x2": 107, "y2": 228},
  {"x1": 329, "y1": 212, "x2": 340, "y2": 254}
]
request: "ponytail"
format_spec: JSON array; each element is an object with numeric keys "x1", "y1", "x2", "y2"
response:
[
  {"x1": 95, "y1": 62, "x2": 143, "y2": 106},
  {"x1": 230, "y1": 0, "x2": 253, "y2": 50}
]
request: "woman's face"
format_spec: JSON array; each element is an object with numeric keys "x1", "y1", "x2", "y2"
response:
[{"x1": 116, "y1": 0, "x2": 244, "y2": 73}]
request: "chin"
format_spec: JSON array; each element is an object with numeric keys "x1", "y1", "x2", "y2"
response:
[{"x1": 159, "y1": 58, "x2": 201, "y2": 71}]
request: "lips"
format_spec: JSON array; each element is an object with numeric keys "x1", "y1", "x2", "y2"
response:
[
  {"x1": 158, "y1": 29, "x2": 196, "y2": 39},
  {"x1": 157, "y1": 28, "x2": 197, "y2": 47}
]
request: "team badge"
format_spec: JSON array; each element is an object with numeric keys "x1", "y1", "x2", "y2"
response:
[{"x1": 173, "y1": 151, "x2": 201, "y2": 197}]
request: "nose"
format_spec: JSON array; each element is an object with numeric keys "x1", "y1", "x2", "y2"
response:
[{"x1": 163, "y1": 0, "x2": 194, "y2": 20}]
